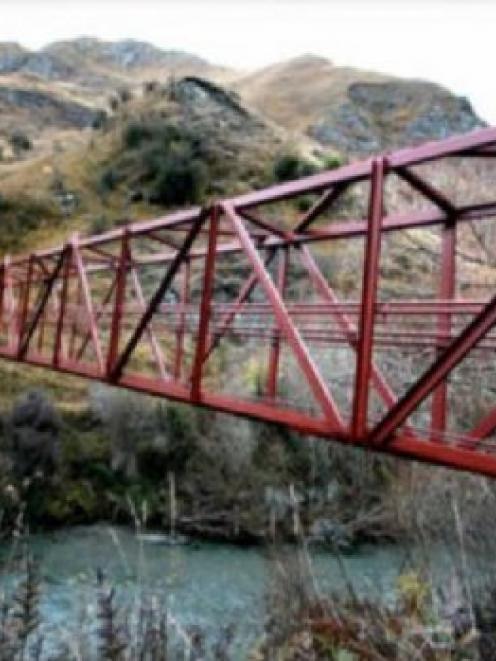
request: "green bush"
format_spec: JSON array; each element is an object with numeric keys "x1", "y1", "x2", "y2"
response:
[
  {"x1": 0, "y1": 194, "x2": 59, "y2": 251},
  {"x1": 273, "y1": 153, "x2": 317, "y2": 183},
  {"x1": 119, "y1": 119, "x2": 208, "y2": 206},
  {"x1": 123, "y1": 120, "x2": 154, "y2": 149},
  {"x1": 147, "y1": 152, "x2": 207, "y2": 206},
  {"x1": 321, "y1": 153, "x2": 345, "y2": 170}
]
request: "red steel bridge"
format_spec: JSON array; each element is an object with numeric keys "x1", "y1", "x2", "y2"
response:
[{"x1": 3, "y1": 128, "x2": 496, "y2": 476}]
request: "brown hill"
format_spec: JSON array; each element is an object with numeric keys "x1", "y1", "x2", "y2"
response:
[{"x1": 235, "y1": 54, "x2": 484, "y2": 154}]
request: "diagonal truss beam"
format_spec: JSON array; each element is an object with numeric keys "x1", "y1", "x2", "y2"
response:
[
  {"x1": 296, "y1": 243, "x2": 415, "y2": 437},
  {"x1": 295, "y1": 182, "x2": 349, "y2": 232},
  {"x1": 109, "y1": 211, "x2": 206, "y2": 381},
  {"x1": 72, "y1": 237, "x2": 105, "y2": 375},
  {"x1": 17, "y1": 250, "x2": 66, "y2": 359},
  {"x1": 223, "y1": 201, "x2": 345, "y2": 430},
  {"x1": 369, "y1": 291, "x2": 496, "y2": 446},
  {"x1": 130, "y1": 266, "x2": 169, "y2": 381},
  {"x1": 395, "y1": 166, "x2": 456, "y2": 215}
]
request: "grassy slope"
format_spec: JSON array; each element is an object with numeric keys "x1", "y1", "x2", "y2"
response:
[{"x1": 235, "y1": 54, "x2": 391, "y2": 132}]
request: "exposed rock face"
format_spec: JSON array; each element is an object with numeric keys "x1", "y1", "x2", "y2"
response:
[
  {"x1": 176, "y1": 77, "x2": 254, "y2": 122},
  {"x1": 0, "y1": 43, "x2": 29, "y2": 73},
  {"x1": 0, "y1": 86, "x2": 99, "y2": 129},
  {"x1": 22, "y1": 51, "x2": 77, "y2": 81},
  {"x1": 310, "y1": 81, "x2": 484, "y2": 153},
  {"x1": 94, "y1": 39, "x2": 207, "y2": 70},
  {"x1": 0, "y1": 38, "x2": 210, "y2": 87}
]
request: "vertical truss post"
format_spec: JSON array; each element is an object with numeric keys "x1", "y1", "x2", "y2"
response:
[
  {"x1": 352, "y1": 157, "x2": 385, "y2": 438},
  {"x1": 0, "y1": 260, "x2": 5, "y2": 336},
  {"x1": 106, "y1": 230, "x2": 129, "y2": 377},
  {"x1": 431, "y1": 219, "x2": 456, "y2": 438},
  {"x1": 3, "y1": 256, "x2": 15, "y2": 351},
  {"x1": 267, "y1": 247, "x2": 289, "y2": 399},
  {"x1": 72, "y1": 236, "x2": 105, "y2": 374},
  {"x1": 37, "y1": 296, "x2": 47, "y2": 355},
  {"x1": 16, "y1": 255, "x2": 34, "y2": 358},
  {"x1": 174, "y1": 257, "x2": 190, "y2": 380},
  {"x1": 191, "y1": 206, "x2": 219, "y2": 401},
  {"x1": 53, "y1": 246, "x2": 72, "y2": 367},
  {"x1": 69, "y1": 277, "x2": 83, "y2": 359}
]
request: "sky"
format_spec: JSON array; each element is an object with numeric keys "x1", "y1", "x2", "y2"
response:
[{"x1": 0, "y1": 0, "x2": 495, "y2": 123}]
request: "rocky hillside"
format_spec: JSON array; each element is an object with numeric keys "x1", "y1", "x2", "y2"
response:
[
  {"x1": 235, "y1": 54, "x2": 484, "y2": 154},
  {"x1": 0, "y1": 43, "x2": 486, "y2": 163},
  {"x1": 0, "y1": 39, "x2": 235, "y2": 158},
  {"x1": 0, "y1": 38, "x2": 227, "y2": 88},
  {"x1": 0, "y1": 74, "x2": 293, "y2": 253}
]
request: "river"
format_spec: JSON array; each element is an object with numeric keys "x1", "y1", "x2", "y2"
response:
[{"x1": 0, "y1": 524, "x2": 474, "y2": 658}]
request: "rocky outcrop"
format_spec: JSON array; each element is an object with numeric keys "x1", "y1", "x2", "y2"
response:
[
  {"x1": 176, "y1": 77, "x2": 256, "y2": 122},
  {"x1": 0, "y1": 86, "x2": 99, "y2": 128},
  {"x1": 0, "y1": 38, "x2": 211, "y2": 87},
  {"x1": 310, "y1": 80, "x2": 484, "y2": 154},
  {"x1": 0, "y1": 43, "x2": 29, "y2": 73}
]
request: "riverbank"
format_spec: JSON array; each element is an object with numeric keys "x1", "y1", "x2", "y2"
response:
[
  {"x1": 0, "y1": 387, "x2": 402, "y2": 549},
  {"x1": 0, "y1": 386, "x2": 495, "y2": 556}
]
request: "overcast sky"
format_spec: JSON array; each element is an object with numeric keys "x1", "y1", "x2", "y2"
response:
[{"x1": 1, "y1": 0, "x2": 495, "y2": 123}]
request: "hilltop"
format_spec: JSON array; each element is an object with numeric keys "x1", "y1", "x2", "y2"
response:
[
  {"x1": 235, "y1": 54, "x2": 484, "y2": 153},
  {"x1": 0, "y1": 38, "x2": 230, "y2": 88}
]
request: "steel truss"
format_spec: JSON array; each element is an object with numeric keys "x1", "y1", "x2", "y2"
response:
[{"x1": 4, "y1": 128, "x2": 496, "y2": 475}]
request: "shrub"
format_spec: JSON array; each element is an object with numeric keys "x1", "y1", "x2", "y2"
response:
[
  {"x1": 147, "y1": 152, "x2": 207, "y2": 206},
  {"x1": 6, "y1": 389, "x2": 60, "y2": 478},
  {"x1": 9, "y1": 131, "x2": 32, "y2": 156},
  {"x1": 322, "y1": 153, "x2": 345, "y2": 170},
  {"x1": 99, "y1": 168, "x2": 121, "y2": 194},
  {"x1": 123, "y1": 120, "x2": 153, "y2": 149},
  {"x1": 117, "y1": 86, "x2": 133, "y2": 103},
  {"x1": 92, "y1": 109, "x2": 108, "y2": 130},
  {"x1": 0, "y1": 193, "x2": 59, "y2": 251},
  {"x1": 143, "y1": 80, "x2": 158, "y2": 95},
  {"x1": 273, "y1": 153, "x2": 317, "y2": 183},
  {"x1": 119, "y1": 119, "x2": 208, "y2": 206}
]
